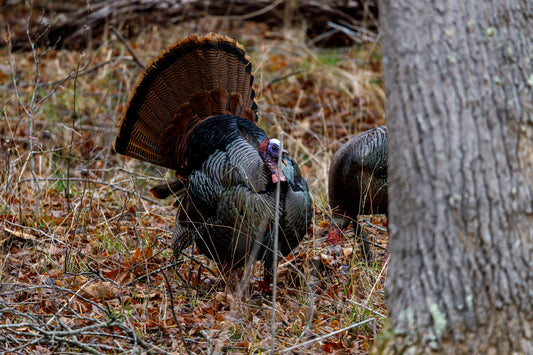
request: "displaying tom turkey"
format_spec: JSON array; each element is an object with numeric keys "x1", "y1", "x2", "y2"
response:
[
  {"x1": 114, "y1": 34, "x2": 312, "y2": 288},
  {"x1": 328, "y1": 126, "x2": 387, "y2": 259}
]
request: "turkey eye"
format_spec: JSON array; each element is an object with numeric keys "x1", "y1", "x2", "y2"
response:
[{"x1": 270, "y1": 144, "x2": 279, "y2": 154}]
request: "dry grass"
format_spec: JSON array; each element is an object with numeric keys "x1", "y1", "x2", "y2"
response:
[{"x1": 0, "y1": 15, "x2": 387, "y2": 354}]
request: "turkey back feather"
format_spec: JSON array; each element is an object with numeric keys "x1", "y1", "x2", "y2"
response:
[
  {"x1": 114, "y1": 34, "x2": 258, "y2": 174},
  {"x1": 329, "y1": 126, "x2": 388, "y2": 219}
]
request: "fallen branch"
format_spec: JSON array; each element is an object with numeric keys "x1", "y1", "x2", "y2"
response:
[{"x1": 6, "y1": 0, "x2": 378, "y2": 50}]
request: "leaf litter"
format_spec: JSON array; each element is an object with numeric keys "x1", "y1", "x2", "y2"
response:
[{"x1": 0, "y1": 13, "x2": 387, "y2": 354}]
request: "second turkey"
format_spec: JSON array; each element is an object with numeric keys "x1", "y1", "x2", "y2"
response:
[{"x1": 328, "y1": 126, "x2": 388, "y2": 260}]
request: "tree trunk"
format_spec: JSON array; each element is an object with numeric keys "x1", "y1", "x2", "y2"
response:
[{"x1": 377, "y1": 0, "x2": 533, "y2": 354}]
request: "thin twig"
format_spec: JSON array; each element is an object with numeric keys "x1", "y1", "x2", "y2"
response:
[
  {"x1": 67, "y1": 53, "x2": 83, "y2": 213},
  {"x1": 361, "y1": 217, "x2": 388, "y2": 233},
  {"x1": 258, "y1": 69, "x2": 306, "y2": 97},
  {"x1": 111, "y1": 27, "x2": 145, "y2": 69},
  {"x1": 327, "y1": 21, "x2": 378, "y2": 44},
  {"x1": 306, "y1": 28, "x2": 340, "y2": 46},
  {"x1": 365, "y1": 256, "x2": 389, "y2": 307},
  {"x1": 26, "y1": 1, "x2": 41, "y2": 212},
  {"x1": 17, "y1": 177, "x2": 161, "y2": 204},
  {"x1": 338, "y1": 19, "x2": 378, "y2": 42},
  {"x1": 160, "y1": 268, "x2": 193, "y2": 355},
  {"x1": 13, "y1": 58, "x2": 121, "y2": 89},
  {"x1": 270, "y1": 132, "x2": 283, "y2": 355},
  {"x1": 222, "y1": 0, "x2": 285, "y2": 20},
  {"x1": 344, "y1": 298, "x2": 387, "y2": 319},
  {"x1": 281, "y1": 318, "x2": 376, "y2": 353}
]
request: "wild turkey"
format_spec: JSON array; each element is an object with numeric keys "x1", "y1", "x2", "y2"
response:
[
  {"x1": 328, "y1": 126, "x2": 387, "y2": 259},
  {"x1": 114, "y1": 34, "x2": 312, "y2": 287}
]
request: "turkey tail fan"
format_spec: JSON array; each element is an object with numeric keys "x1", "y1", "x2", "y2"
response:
[{"x1": 114, "y1": 33, "x2": 259, "y2": 173}]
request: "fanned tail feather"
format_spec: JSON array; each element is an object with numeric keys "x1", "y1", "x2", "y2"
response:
[{"x1": 114, "y1": 33, "x2": 258, "y2": 174}]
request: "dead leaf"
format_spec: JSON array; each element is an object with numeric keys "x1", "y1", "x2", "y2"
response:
[
  {"x1": 80, "y1": 281, "x2": 119, "y2": 300},
  {"x1": 49, "y1": 243, "x2": 64, "y2": 256},
  {"x1": 342, "y1": 247, "x2": 353, "y2": 258},
  {"x1": 322, "y1": 339, "x2": 347, "y2": 353},
  {"x1": 132, "y1": 247, "x2": 142, "y2": 264},
  {"x1": 1, "y1": 227, "x2": 38, "y2": 245}
]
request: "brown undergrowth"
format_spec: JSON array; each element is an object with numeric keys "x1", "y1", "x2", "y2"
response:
[{"x1": 0, "y1": 12, "x2": 387, "y2": 354}]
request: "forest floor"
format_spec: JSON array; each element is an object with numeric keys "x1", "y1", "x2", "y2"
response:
[{"x1": 0, "y1": 12, "x2": 388, "y2": 354}]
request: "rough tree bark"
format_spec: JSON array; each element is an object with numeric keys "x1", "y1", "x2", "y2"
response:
[{"x1": 377, "y1": 0, "x2": 533, "y2": 354}]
